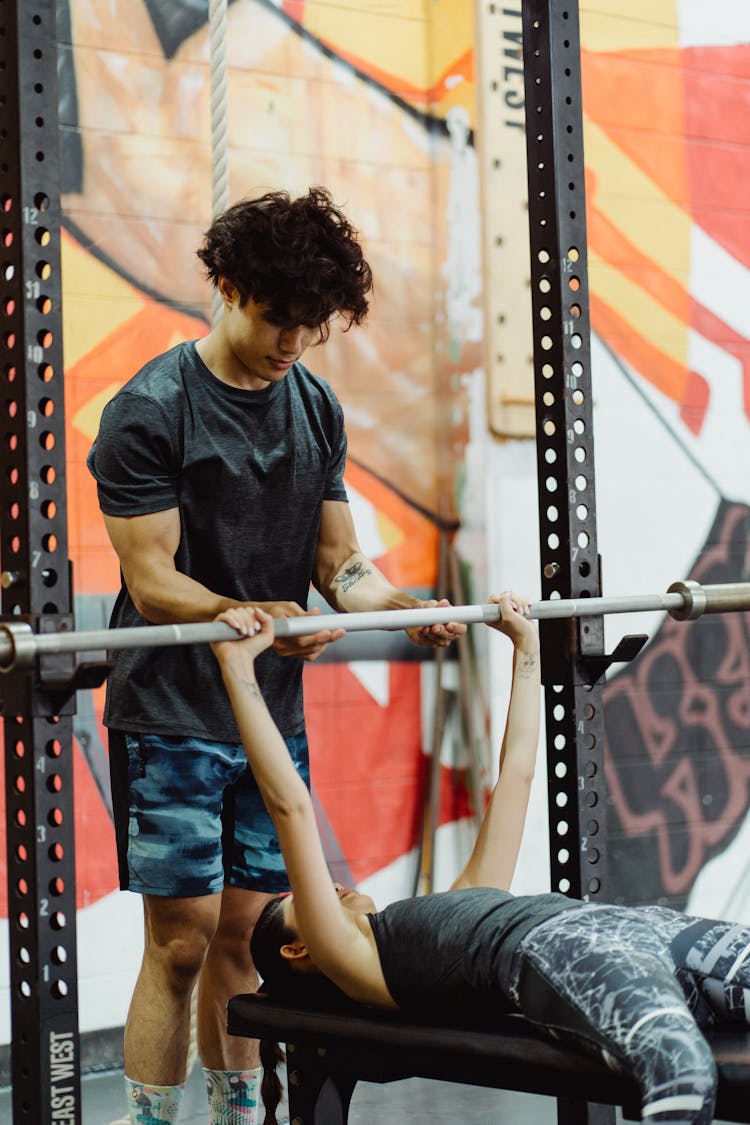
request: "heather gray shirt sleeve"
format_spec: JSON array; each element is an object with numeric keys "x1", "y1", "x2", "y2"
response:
[{"x1": 88, "y1": 393, "x2": 180, "y2": 515}]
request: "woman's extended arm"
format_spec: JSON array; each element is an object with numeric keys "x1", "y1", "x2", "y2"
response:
[
  {"x1": 449, "y1": 591, "x2": 541, "y2": 893},
  {"x1": 210, "y1": 608, "x2": 385, "y2": 1001}
]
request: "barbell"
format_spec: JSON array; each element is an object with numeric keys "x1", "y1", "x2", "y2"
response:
[{"x1": 0, "y1": 579, "x2": 748, "y2": 674}]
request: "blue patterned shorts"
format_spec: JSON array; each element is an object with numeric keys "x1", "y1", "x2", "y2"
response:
[{"x1": 108, "y1": 729, "x2": 310, "y2": 897}]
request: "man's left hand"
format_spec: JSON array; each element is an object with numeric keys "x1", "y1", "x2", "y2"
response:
[{"x1": 405, "y1": 598, "x2": 467, "y2": 648}]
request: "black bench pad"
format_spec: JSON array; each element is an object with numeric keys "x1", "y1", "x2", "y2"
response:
[{"x1": 228, "y1": 993, "x2": 750, "y2": 1122}]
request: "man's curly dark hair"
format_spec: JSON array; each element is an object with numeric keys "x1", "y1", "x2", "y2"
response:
[{"x1": 196, "y1": 186, "x2": 372, "y2": 341}]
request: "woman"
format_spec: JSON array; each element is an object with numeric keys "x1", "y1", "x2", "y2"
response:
[{"x1": 212, "y1": 597, "x2": 750, "y2": 1125}]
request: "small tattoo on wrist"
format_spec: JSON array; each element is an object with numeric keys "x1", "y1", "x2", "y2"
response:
[{"x1": 517, "y1": 653, "x2": 538, "y2": 678}]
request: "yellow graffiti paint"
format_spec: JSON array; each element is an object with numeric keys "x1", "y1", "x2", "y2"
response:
[
  {"x1": 585, "y1": 119, "x2": 692, "y2": 284},
  {"x1": 61, "y1": 232, "x2": 145, "y2": 369},
  {"x1": 580, "y1": 0, "x2": 679, "y2": 52},
  {"x1": 301, "y1": 0, "x2": 473, "y2": 109}
]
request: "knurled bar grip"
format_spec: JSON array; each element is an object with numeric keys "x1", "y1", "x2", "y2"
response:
[{"x1": 0, "y1": 579, "x2": 748, "y2": 672}]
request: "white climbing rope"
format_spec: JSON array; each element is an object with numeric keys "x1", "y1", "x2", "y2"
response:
[{"x1": 209, "y1": 0, "x2": 230, "y2": 326}]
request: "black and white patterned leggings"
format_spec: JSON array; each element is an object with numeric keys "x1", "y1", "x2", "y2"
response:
[{"x1": 509, "y1": 903, "x2": 750, "y2": 1124}]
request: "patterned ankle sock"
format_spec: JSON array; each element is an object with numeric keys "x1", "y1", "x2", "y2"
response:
[
  {"x1": 124, "y1": 1077, "x2": 185, "y2": 1124},
  {"x1": 204, "y1": 1066, "x2": 261, "y2": 1125}
]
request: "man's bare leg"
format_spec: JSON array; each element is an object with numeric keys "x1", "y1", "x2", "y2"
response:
[
  {"x1": 124, "y1": 892, "x2": 222, "y2": 1084},
  {"x1": 197, "y1": 885, "x2": 272, "y2": 1069}
]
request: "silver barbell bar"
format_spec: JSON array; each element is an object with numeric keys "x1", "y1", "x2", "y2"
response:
[{"x1": 0, "y1": 579, "x2": 748, "y2": 674}]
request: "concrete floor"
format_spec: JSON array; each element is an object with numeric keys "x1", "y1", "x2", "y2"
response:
[
  {"x1": 1, "y1": 1062, "x2": 740, "y2": 1123},
  {"x1": 0, "y1": 1062, "x2": 579, "y2": 1124}
]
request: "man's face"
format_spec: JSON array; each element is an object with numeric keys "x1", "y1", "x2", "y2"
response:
[{"x1": 221, "y1": 283, "x2": 321, "y2": 387}]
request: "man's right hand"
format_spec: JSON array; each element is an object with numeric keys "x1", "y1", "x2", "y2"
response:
[{"x1": 250, "y1": 602, "x2": 346, "y2": 661}]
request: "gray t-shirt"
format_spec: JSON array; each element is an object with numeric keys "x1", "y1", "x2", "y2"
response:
[
  {"x1": 87, "y1": 340, "x2": 348, "y2": 741},
  {"x1": 368, "y1": 887, "x2": 578, "y2": 1019}
]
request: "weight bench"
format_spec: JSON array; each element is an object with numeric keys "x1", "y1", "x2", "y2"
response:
[{"x1": 227, "y1": 993, "x2": 750, "y2": 1123}]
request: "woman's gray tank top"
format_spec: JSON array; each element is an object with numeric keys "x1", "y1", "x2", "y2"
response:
[{"x1": 368, "y1": 887, "x2": 576, "y2": 1019}]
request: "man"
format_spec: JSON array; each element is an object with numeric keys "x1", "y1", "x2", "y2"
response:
[{"x1": 87, "y1": 186, "x2": 464, "y2": 1125}]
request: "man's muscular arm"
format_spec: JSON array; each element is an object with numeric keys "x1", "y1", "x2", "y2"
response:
[
  {"x1": 103, "y1": 508, "x2": 344, "y2": 659},
  {"x1": 314, "y1": 500, "x2": 465, "y2": 647},
  {"x1": 104, "y1": 509, "x2": 235, "y2": 623}
]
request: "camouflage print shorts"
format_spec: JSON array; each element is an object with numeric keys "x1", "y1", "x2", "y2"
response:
[{"x1": 108, "y1": 729, "x2": 309, "y2": 897}]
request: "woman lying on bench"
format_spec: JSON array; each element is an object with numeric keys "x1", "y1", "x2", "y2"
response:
[{"x1": 212, "y1": 596, "x2": 750, "y2": 1125}]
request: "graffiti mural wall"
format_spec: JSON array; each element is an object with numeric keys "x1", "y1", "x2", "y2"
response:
[
  {"x1": 578, "y1": 1, "x2": 750, "y2": 912},
  {"x1": 480, "y1": 0, "x2": 750, "y2": 917}
]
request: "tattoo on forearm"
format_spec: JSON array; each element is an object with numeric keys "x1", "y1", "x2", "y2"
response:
[
  {"x1": 239, "y1": 677, "x2": 262, "y2": 698},
  {"x1": 516, "y1": 652, "x2": 539, "y2": 679},
  {"x1": 333, "y1": 560, "x2": 373, "y2": 594}
]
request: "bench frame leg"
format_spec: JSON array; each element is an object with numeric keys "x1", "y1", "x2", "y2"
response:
[
  {"x1": 557, "y1": 1096, "x2": 617, "y2": 1124},
  {"x1": 285, "y1": 1041, "x2": 356, "y2": 1124}
]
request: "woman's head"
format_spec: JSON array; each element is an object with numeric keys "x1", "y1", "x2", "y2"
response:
[
  {"x1": 251, "y1": 895, "x2": 300, "y2": 1002},
  {"x1": 251, "y1": 893, "x2": 361, "y2": 1008}
]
